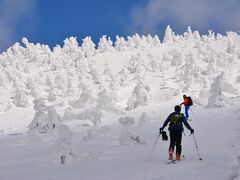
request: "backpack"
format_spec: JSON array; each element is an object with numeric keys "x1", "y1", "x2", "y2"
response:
[
  {"x1": 170, "y1": 114, "x2": 181, "y2": 125},
  {"x1": 187, "y1": 96, "x2": 193, "y2": 106}
]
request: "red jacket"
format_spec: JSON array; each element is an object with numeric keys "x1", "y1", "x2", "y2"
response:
[{"x1": 183, "y1": 98, "x2": 188, "y2": 106}]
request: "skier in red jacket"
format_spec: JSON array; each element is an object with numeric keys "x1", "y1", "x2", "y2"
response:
[{"x1": 180, "y1": 95, "x2": 190, "y2": 119}]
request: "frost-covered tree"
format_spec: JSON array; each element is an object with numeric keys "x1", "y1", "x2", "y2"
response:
[
  {"x1": 28, "y1": 99, "x2": 61, "y2": 133},
  {"x1": 236, "y1": 74, "x2": 240, "y2": 83},
  {"x1": 148, "y1": 54, "x2": 158, "y2": 72},
  {"x1": 126, "y1": 57, "x2": 150, "y2": 110},
  {"x1": 163, "y1": 25, "x2": 174, "y2": 43},
  {"x1": 64, "y1": 76, "x2": 79, "y2": 98},
  {"x1": 183, "y1": 26, "x2": 194, "y2": 42},
  {"x1": 12, "y1": 88, "x2": 31, "y2": 108},
  {"x1": 102, "y1": 63, "x2": 113, "y2": 83},
  {"x1": 62, "y1": 37, "x2": 79, "y2": 52},
  {"x1": 126, "y1": 77, "x2": 151, "y2": 111},
  {"x1": 127, "y1": 54, "x2": 146, "y2": 74},
  {"x1": 56, "y1": 124, "x2": 75, "y2": 165},
  {"x1": 81, "y1": 36, "x2": 96, "y2": 58},
  {"x1": 126, "y1": 34, "x2": 142, "y2": 49},
  {"x1": 199, "y1": 78, "x2": 210, "y2": 98},
  {"x1": 206, "y1": 73, "x2": 226, "y2": 108},
  {"x1": 96, "y1": 88, "x2": 123, "y2": 113},
  {"x1": 53, "y1": 74, "x2": 67, "y2": 98},
  {"x1": 89, "y1": 62, "x2": 103, "y2": 85},
  {"x1": 109, "y1": 74, "x2": 120, "y2": 91},
  {"x1": 227, "y1": 40, "x2": 236, "y2": 54},
  {"x1": 152, "y1": 35, "x2": 161, "y2": 47},
  {"x1": 193, "y1": 30, "x2": 201, "y2": 42},
  {"x1": 170, "y1": 50, "x2": 183, "y2": 67},
  {"x1": 71, "y1": 79, "x2": 97, "y2": 109},
  {"x1": 114, "y1": 35, "x2": 127, "y2": 51},
  {"x1": 60, "y1": 37, "x2": 81, "y2": 69},
  {"x1": 98, "y1": 35, "x2": 113, "y2": 53},
  {"x1": 118, "y1": 67, "x2": 129, "y2": 87}
]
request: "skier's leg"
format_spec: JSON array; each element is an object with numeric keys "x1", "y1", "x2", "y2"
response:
[
  {"x1": 185, "y1": 106, "x2": 190, "y2": 119},
  {"x1": 176, "y1": 132, "x2": 182, "y2": 160},
  {"x1": 169, "y1": 131, "x2": 175, "y2": 160}
]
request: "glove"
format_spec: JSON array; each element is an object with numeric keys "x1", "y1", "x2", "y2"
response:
[
  {"x1": 190, "y1": 129, "x2": 194, "y2": 134},
  {"x1": 159, "y1": 127, "x2": 164, "y2": 134}
]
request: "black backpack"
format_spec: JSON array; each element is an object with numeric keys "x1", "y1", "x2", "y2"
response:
[{"x1": 187, "y1": 96, "x2": 193, "y2": 106}]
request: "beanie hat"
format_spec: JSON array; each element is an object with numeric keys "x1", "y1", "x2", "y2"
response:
[{"x1": 174, "y1": 105, "x2": 181, "y2": 112}]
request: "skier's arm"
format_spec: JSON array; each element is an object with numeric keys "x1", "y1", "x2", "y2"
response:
[
  {"x1": 161, "y1": 113, "x2": 172, "y2": 129},
  {"x1": 182, "y1": 115, "x2": 193, "y2": 131},
  {"x1": 181, "y1": 98, "x2": 188, "y2": 106}
]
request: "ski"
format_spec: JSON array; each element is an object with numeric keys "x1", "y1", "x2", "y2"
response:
[
  {"x1": 166, "y1": 159, "x2": 176, "y2": 164},
  {"x1": 165, "y1": 155, "x2": 185, "y2": 164}
]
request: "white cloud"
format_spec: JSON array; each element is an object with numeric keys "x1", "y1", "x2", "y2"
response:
[
  {"x1": 0, "y1": 0, "x2": 37, "y2": 52},
  {"x1": 129, "y1": 0, "x2": 240, "y2": 35}
]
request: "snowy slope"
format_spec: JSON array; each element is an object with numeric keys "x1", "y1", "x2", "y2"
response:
[
  {"x1": 0, "y1": 26, "x2": 240, "y2": 180},
  {"x1": 0, "y1": 101, "x2": 240, "y2": 180}
]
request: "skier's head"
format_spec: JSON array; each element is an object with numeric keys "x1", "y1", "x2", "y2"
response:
[
  {"x1": 183, "y1": 95, "x2": 187, "y2": 99},
  {"x1": 174, "y1": 105, "x2": 181, "y2": 113}
]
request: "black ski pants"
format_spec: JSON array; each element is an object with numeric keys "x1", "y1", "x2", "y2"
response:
[{"x1": 169, "y1": 130, "x2": 182, "y2": 155}]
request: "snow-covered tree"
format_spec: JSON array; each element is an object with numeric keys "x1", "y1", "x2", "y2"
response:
[
  {"x1": 28, "y1": 99, "x2": 61, "y2": 133},
  {"x1": 81, "y1": 36, "x2": 96, "y2": 58},
  {"x1": 71, "y1": 79, "x2": 97, "y2": 109},
  {"x1": 163, "y1": 25, "x2": 174, "y2": 43},
  {"x1": 98, "y1": 35, "x2": 113, "y2": 52},
  {"x1": 114, "y1": 35, "x2": 127, "y2": 51},
  {"x1": 152, "y1": 35, "x2": 161, "y2": 47},
  {"x1": 227, "y1": 40, "x2": 236, "y2": 54},
  {"x1": 148, "y1": 54, "x2": 161, "y2": 72},
  {"x1": 206, "y1": 73, "x2": 226, "y2": 108},
  {"x1": 12, "y1": 88, "x2": 31, "y2": 108},
  {"x1": 56, "y1": 124, "x2": 75, "y2": 165},
  {"x1": 126, "y1": 35, "x2": 139, "y2": 49},
  {"x1": 96, "y1": 88, "x2": 123, "y2": 113},
  {"x1": 126, "y1": 78, "x2": 151, "y2": 111},
  {"x1": 127, "y1": 54, "x2": 146, "y2": 74}
]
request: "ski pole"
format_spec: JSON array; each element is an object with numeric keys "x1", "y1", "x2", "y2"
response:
[
  {"x1": 148, "y1": 133, "x2": 161, "y2": 161},
  {"x1": 190, "y1": 107, "x2": 196, "y2": 118},
  {"x1": 192, "y1": 133, "x2": 202, "y2": 160}
]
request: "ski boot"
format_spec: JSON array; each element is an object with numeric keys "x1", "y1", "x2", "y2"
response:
[
  {"x1": 176, "y1": 153, "x2": 181, "y2": 161},
  {"x1": 169, "y1": 148, "x2": 174, "y2": 160}
]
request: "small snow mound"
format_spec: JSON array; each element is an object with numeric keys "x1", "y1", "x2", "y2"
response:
[
  {"x1": 0, "y1": 100, "x2": 14, "y2": 112},
  {"x1": 138, "y1": 111, "x2": 154, "y2": 127},
  {"x1": 119, "y1": 128, "x2": 146, "y2": 145},
  {"x1": 86, "y1": 151, "x2": 103, "y2": 161},
  {"x1": 83, "y1": 126, "x2": 112, "y2": 141},
  {"x1": 64, "y1": 108, "x2": 103, "y2": 126},
  {"x1": 118, "y1": 116, "x2": 135, "y2": 127}
]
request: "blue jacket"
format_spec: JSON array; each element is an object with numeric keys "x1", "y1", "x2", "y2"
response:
[{"x1": 162, "y1": 112, "x2": 192, "y2": 132}]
